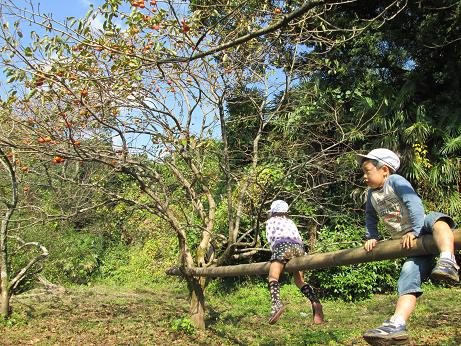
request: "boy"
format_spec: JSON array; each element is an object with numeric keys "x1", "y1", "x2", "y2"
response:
[
  {"x1": 266, "y1": 200, "x2": 324, "y2": 325},
  {"x1": 356, "y1": 148, "x2": 459, "y2": 345}
]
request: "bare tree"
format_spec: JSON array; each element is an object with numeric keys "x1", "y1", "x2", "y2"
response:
[{"x1": 0, "y1": 145, "x2": 48, "y2": 318}]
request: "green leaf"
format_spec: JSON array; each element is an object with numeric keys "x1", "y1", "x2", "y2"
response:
[
  {"x1": 24, "y1": 47, "x2": 33, "y2": 57},
  {"x1": 365, "y1": 97, "x2": 373, "y2": 107}
]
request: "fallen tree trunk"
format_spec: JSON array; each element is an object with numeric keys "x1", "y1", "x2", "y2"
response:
[{"x1": 168, "y1": 230, "x2": 461, "y2": 278}]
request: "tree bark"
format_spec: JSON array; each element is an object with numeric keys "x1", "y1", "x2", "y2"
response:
[
  {"x1": 0, "y1": 148, "x2": 17, "y2": 319},
  {"x1": 0, "y1": 251, "x2": 9, "y2": 318},
  {"x1": 172, "y1": 230, "x2": 461, "y2": 278},
  {"x1": 0, "y1": 208, "x2": 14, "y2": 319},
  {"x1": 188, "y1": 276, "x2": 206, "y2": 330},
  {"x1": 306, "y1": 222, "x2": 318, "y2": 252},
  {"x1": 0, "y1": 287, "x2": 9, "y2": 318}
]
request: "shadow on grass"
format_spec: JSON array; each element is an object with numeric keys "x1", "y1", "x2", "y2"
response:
[
  {"x1": 207, "y1": 276, "x2": 267, "y2": 296},
  {"x1": 431, "y1": 310, "x2": 461, "y2": 324},
  {"x1": 205, "y1": 305, "x2": 257, "y2": 345},
  {"x1": 447, "y1": 333, "x2": 461, "y2": 346},
  {"x1": 258, "y1": 330, "x2": 347, "y2": 346},
  {"x1": 206, "y1": 327, "x2": 247, "y2": 346},
  {"x1": 206, "y1": 305, "x2": 248, "y2": 326}
]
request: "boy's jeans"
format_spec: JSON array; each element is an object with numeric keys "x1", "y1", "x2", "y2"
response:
[{"x1": 398, "y1": 212, "x2": 456, "y2": 296}]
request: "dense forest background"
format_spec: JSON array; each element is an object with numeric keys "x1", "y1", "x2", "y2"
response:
[{"x1": 0, "y1": 0, "x2": 460, "y2": 328}]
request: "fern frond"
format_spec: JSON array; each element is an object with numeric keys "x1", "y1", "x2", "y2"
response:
[
  {"x1": 441, "y1": 134, "x2": 461, "y2": 155},
  {"x1": 429, "y1": 158, "x2": 461, "y2": 186},
  {"x1": 403, "y1": 121, "x2": 433, "y2": 144}
]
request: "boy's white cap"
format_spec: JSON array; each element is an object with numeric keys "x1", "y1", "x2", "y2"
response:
[
  {"x1": 269, "y1": 200, "x2": 289, "y2": 214},
  {"x1": 356, "y1": 148, "x2": 400, "y2": 172}
]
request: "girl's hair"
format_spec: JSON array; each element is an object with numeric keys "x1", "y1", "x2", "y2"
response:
[{"x1": 270, "y1": 212, "x2": 288, "y2": 217}]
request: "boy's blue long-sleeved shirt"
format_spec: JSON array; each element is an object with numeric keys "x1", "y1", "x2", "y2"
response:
[{"x1": 365, "y1": 174, "x2": 425, "y2": 240}]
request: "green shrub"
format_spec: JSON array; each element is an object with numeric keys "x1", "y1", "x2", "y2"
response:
[
  {"x1": 170, "y1": 317, "x2": 195, "y2": 335},
  {"x1": 7, "y1": 239, "x2": 46, "y2": 293},
  {"x1": 97, "y1": 236, "x2": 177, "y2": 287},
  {"x1": 12, "y1": 224, "x2": 108, "y2": 287},
  {"x1": 44, "y1": 230, "x2": 107, "y2": 285},
  {"x1": 311, "y1": 217, "x2": 401, "y2": 301},
  {"x1": 314, "y1": 260, "x2": 400, "y2": 301}
]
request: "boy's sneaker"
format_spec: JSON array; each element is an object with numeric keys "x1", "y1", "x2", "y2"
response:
[
  {"x1": 363, "y1": 320, "x2": 409, "y2": 345},
  {"x1": 268, "y1": 304, "x2": 285, "y2": 325},
  {"x1": 430, "y1": 258, "x2": 460, "y2": 284}
]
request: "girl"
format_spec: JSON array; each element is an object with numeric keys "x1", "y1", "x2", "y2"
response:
[{"x1": 266, "y1": 200, "x2": 324, "y2": 325}]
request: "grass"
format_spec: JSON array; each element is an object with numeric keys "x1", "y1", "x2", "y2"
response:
[{"x1": 1, "y1": 280, "x2": 461, "y2": 345}]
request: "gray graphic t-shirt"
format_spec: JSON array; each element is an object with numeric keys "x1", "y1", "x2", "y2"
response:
[{"x1": 365, "y1": 174, "x2": 425, "y2": 240}]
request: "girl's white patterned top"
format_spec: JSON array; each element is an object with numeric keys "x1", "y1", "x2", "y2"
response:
[{"x1": 265, "y1": 216, "x2": 303, "y2": 251}]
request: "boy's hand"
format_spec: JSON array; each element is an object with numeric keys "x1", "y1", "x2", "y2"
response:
[
  {"x1": 364, "y1": 239, "x2": 378, "y2": 252},
  {"x1": 402, "y1": 232, "x2": 416, "y2": 249}
]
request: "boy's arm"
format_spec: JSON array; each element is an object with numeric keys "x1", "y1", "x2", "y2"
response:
[
  {"x1": 389, "y1": 175, "x2": 425, "y2": 237},
  {"x1": 364, "y1": 194, "x2": 379, "y2": 252},
  {"x1": 365, "y1": 191, "x2": 379, "y2": 240}
]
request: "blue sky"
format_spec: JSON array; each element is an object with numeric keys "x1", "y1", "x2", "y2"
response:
[
  {"x1": 35, "y1": 0, "x2": 110, "y2": 32},
  {"x1": 1, "y1": 1, "x2": 291, "y2": 150},
  {"x1": 0, "y1": 1, "x2": 93, "y2": 96},
  {"x1": 3, "y1": 1, "x2": 219, "y2": 152},
  {"x1": 38, "y1": 0, "x2": 103, "y2": 21}
]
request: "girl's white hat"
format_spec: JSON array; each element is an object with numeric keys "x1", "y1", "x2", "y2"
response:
[{"x1": 269, "y1": 200, "x2": 289, "y2": 214}]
